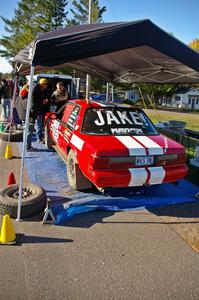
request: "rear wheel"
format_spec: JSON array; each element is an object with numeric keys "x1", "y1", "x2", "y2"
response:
[
  {"x1": 45, "y1": 124, "x2": 54, "y2": 149},
  {"x1": 67, "y1": 149, "x2": 92, "y2": 191}
]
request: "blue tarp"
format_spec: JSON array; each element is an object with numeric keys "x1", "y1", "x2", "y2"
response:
[{"x1": 19, "y1": 140, "x2": 199, "y2": 224}]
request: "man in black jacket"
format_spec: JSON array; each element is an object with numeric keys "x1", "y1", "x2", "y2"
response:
[{"x1": 31, "y1": 78, "x2": 50, "y2": 143}]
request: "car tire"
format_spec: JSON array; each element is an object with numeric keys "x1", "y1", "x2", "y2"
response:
[
  {"x1": 67, "y1": 149, "x2": 92, "y2": 191},
  {"x1": 45, "y1": 124, "x2": 54, "y2": 149},
  {"x1": 0, "y1": 129, "x2": 23, "y2": 142},
  {"x1": 0, "y1": 184, "x2": 47, "y2": 218}
]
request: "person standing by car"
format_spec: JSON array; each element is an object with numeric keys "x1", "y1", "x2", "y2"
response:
[
  {"x1": 32, "y1": 78, "x2": 50, "y2": 143},
  {"x1": 15, "y1": 83, "x2": 35, "y2": 151},
  {"x1": 0, "y1": 79, "x2": 12, "y2": 121},
  {"x1": 51, "y1": 82, "x2": 70, "y2": 112}
]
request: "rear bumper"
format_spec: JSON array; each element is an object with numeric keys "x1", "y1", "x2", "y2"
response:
[{"x1": 88, "y1": 164, "x2": 188, "y2": 188}]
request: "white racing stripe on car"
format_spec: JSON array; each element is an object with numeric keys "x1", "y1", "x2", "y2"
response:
[
  {"x1": 116, "y1": 136, "x2": 146, "y2": 156},
  {"x1": 134, "y1": 136, "x2": 164, "y2": 155},
  {"x1": 148, "y1": 167, "x2": 166, "y2": 184},
  {"x1": 70, "y1": 134, "x2": 84, "y2": 151},
  {"x1": 128, "y1": 168, "x2": 148, "y2": 186}
]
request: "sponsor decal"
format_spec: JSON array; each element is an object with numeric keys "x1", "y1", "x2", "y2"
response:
[
  {"x1": 51, "y1": 120, "x2": 60, "y2": 142},
  {"x1": 94, "y1": 110, "x2": 145, "y2": 127},
  {"x1": 111, "y1": 128, "x2": 143, "y2": 135},
  {"x1": 64, "y1": 129, "x2": 71, "y2": 137},
  {"x1": 70, "y1": 134, "x2": 84, "y2": 151}
]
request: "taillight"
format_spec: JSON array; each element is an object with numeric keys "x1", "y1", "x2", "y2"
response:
[
  {"x1": 155, "y1": 154, "x2": 179, "y2": 165},
  {"x1": 92, "y1": 157, "x2": 110, "y2": 169},
  {"x1": 91, "y1": 156, "x2": 135, "y2": 169}
]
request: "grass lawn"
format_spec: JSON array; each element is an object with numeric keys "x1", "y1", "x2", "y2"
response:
[{"x1": 145, "y1": 109, "x2": 199, "y2": 131}]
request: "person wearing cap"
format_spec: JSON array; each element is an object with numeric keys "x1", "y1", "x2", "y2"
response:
[{"x1": 31, "y1": 78, "x2": 50, "y2": 143}]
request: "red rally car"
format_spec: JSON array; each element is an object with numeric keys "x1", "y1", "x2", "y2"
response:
[{"x1": 44, "y1": 99, "x2": 188, "y2": 192}]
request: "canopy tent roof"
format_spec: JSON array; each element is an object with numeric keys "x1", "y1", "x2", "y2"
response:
[{"x1": 14, "y1": 19, "x2": 199, "y2": 83}]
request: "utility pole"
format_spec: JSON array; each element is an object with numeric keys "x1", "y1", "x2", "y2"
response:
[{"x1": 86, "y1": 0, "x2": 92, "y2": 100}]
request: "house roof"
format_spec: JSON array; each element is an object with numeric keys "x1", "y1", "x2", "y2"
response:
[
  {"x1": 175, "y1": 87, "x2": 199, "y2": 94},
  {"x1": 175, "y1": 87, "x2": 191, "y2": 94}
]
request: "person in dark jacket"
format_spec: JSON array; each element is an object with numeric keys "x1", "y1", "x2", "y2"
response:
[
  {"x1": 0, "y1": 79, "x2": 12, "y2": 120},
  {"x1": 31, "y1": 78, "x2": 50, "y2": 143}
]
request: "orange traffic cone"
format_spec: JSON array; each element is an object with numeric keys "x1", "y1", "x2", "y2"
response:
[
  {"x1": 7, "y1": 172, "x2": 16, "y2": 186},
  {"x1": 0, "y1": 214, "x2": 16, "y2": 245}
]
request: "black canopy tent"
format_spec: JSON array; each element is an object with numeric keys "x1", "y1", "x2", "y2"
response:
[
  {"x1": 13, "y1": 19, "x2": 199, "y2": 221},
  {"x1": 14, "y1": 19, "x2": 199, "y2": 83}
]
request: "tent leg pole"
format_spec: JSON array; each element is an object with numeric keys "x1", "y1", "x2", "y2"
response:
[
  {"x1": 138, "y1": 86, "x2": 147, "y2": 110},
  {"x1": 147, "y1": 94, "x2": 161, "y2": 119},
  {"x1": 106, "y1": 82, "x2": 109, "y2": 102},
  {"x1": 111, "y1": 83, "x2": 114, "y2": 102},
  {"x1": 86, "y1": 74, "x2": 90, "y2": 103},
  {"x1": 17, "y1": 65, "x2": 35, "y2": 222}
]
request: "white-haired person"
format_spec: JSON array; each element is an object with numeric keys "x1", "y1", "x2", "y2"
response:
[{"x1": 51, "y1": 82, "x2": 71, "y2": 112}]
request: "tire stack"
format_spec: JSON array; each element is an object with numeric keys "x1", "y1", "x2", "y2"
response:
[{"x1": 0, "y1": 184, "x2": 47, "y2": 218}]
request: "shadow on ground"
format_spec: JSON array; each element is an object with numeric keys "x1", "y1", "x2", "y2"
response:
[
  {"x1": 16, "y1": 233, "x2": 73, "y2": 246},
  {"x1": 150, "y1": 201, "x2": 199, "y2": 219}
]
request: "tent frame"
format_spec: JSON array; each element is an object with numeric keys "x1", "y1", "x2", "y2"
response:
[{"x1": 17, "y1": 66, "x2": 35, "y2": 221}]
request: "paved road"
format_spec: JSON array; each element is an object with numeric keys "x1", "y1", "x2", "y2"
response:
[{"x1": 0, "y1": 139, "x2": 199, "y2": 299}]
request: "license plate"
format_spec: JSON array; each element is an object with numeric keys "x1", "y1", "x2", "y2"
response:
[{"x1": 135, "y1": 156, "x2": 153, "y2": 166}]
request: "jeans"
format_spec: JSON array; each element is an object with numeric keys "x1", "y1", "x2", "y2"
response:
[
  {"x1": 1, "y1": 98, "x2": 11, "y2": 120},
  {"x1": 35, "y1": 114, "x2": 43, "y2": 141},
  {"x1": 27, "y1": 123, "x2": 35, "y2": 149}
]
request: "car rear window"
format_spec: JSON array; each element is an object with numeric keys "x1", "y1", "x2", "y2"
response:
[{"x1": 81, "y1": 107, "x2": 158, "y2": 136}]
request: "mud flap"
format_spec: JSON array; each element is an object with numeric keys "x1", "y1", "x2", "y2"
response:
[{"x1": 75, "y1": 162, "x2": 93, "y2": 190}]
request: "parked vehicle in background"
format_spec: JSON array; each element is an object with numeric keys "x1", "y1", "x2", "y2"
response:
[
  {"x1": 36, "y1": 73, "x2": 79, "y2": 100},
  {"x1": 45, "y1": 99, "x2": 188, "y2": 192}
]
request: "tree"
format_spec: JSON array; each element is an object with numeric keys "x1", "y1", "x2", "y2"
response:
[
  {"x1": 138, "y1": 83, "x2": 178, "y2": 106},
  {"x1": 0, "y1": 0, "x2": 68, "y2": 60},
  {"x1": 69, "y1": 0, "x2": 106, "y2": 25},
  {"x1": 33, "y1": 0, "x2": 68, "y2": 32},
  {"x1": 189, "y1": 39, "x2": 199, "y2": 52}
]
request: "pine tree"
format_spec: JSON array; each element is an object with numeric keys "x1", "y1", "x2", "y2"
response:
[
  {"x1": 69, "y1": 0, "x2": 106, "y2": 25},
  {"x1": 33, "y1": 0, "x2": 68, "y2": 32},
  {"x1": 0, "y1": 0, "x2": 68, "y2": 59}
]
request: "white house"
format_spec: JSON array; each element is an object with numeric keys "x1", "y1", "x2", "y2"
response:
[{"x1": 171, "y1": 87, "x2": 199, "y2": 110}]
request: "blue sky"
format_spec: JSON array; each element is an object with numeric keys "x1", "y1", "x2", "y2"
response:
[{"x1": 0, "y1": 0, "x2": 199, "y2": 73}]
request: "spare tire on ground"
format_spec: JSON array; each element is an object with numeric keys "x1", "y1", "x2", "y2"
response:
[
  {"x1": 0, "y1": 129, "x2": 23, "y2": 142},
  {"x1": 0, "y1": 184, "x2": 47, "y2": 218}
]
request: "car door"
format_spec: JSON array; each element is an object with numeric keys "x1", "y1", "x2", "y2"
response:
[{"x1": 58, "y1": 103, "x2": 81, "y2": 153}]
